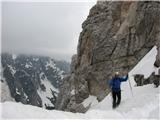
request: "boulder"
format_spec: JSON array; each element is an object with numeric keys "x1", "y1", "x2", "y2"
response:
[
  {"x1": 134, "y1": 72, "x2": 160, "y2": 87},
  {"x1": 134, "y1": 74, "x2": 144, "y2": 86},
  {"x1": 154, "y1": 45, "x2": 160, "y2": 67}
]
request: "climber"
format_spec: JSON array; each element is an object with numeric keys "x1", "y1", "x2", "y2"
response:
[{"x1": 109, "y1": 72, "x2": 128, "y2": 109}]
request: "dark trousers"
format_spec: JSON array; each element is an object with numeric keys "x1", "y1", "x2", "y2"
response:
[{"x1": 112, "y1": 91, "x2": 121, "y2": 108}]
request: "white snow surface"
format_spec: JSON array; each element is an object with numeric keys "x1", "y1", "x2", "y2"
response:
[
  {"x1": 82, "y1": 95, "x2": 98, "y2": 108},
  {"x1": 0, "y1": 84, "x2": 159, "y2": 119},
  {"x1": 45, "y1": 59, "x2": 64, "y2": 79},
  {"x1": 0, "y1": 65, "x2": 14, "y2": 102},
  {"x1": 45, "y1": 59, "x2": 56, "y2": 70},
  {"x1": 7, "y1": 65, "x2": 16, "y2": 75},
  {"x1": 90, "y1": 84, "x2": 159, "y2": 119},
  {"x1": 0, "y1": 46, "x2": 159, "y2": 119},
  {"x1": 25, "y1": 63, "x2": 32, "y2": 68},
  {"x1": 130, "y1": 46, "x2": 159, "y2": 78},
  {"x1": 37, "y1": 72, "x2": 59, "y2": 108},
  {"x1": 70, "y1": 89, "x2": 75, "y2": 95},
  {"x1": 0, "y1": 81, "x2": 14, "y2": 102},
  {"x1": 121, "y1": 46, "x2": 159, "y2": 98},
  {"x1": 12, "y1": 54, "x2": 17, "y2": 60}
]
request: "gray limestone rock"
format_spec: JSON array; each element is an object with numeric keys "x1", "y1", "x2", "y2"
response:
[
  {"x1": 154, "y1": 45, "x2": 160, "y2": 67},
  {"x1": 56, "y1": 1, "x2": 160, "y2": 112},
  {"x1": 134, "y1": 72, "x2": 160, "y2": 87}
]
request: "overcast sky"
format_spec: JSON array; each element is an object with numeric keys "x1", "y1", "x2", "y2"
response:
[{"x1": 2, "y1": 1, "x2": 96, "y2": 61}]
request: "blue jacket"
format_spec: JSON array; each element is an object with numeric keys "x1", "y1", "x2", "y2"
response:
[{"x1": 109, "y1": 75, "x2": 128, "y2": 92}]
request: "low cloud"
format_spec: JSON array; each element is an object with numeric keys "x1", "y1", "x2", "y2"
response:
[{"x1": 2, "y1": 2, "x2": 96, "y2": 61}]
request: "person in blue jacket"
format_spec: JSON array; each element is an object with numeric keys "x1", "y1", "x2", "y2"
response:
[{"x1": 109, "y1": 72, "x2": 128, "y2": 108}]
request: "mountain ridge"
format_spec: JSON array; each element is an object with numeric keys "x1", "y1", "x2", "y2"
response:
[{"x1": 1, "y1": 53, "x2": 70, "y2": 109}]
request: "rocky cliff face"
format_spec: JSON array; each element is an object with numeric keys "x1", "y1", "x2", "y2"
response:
[
  {"x1": 56, "y1": 1, "x2": 160, "y2": 112},
  {"x1": 1, "y1": 53, "x2": 70, "y2": 109},
  {"x1": 154, "y1": 45, "x2": 160, "y2": 67}
]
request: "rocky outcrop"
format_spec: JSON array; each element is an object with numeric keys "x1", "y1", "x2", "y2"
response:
[
  {"x1": 56, "y1": 1, "x2": 160, "y2": 112},
  {"x1": 154, "y1": 45, "x2": 160, "y2": 67},
  {"x1": 134, "y1": 72, "x2": 160, "y2": 87}
]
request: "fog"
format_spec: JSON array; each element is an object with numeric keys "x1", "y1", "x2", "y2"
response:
[{"x1": 2, "y1": 1, "x2": 96, "y2": 61}]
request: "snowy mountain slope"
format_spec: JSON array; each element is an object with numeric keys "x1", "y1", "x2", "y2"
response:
[
  {"x1": 0, "y1": 75, "x2": 14, "y2": 102},
  {"x1": 0, "y1": 84, "x2": 159, "y2": 119},
  {"x1": 89, "y1": 84, "x2": 159, "y2": 119},
  {"x1": 0, "y1": 80, "x2": 14, "y2": 102},
  {"x1": 1, "y1": 53, "x2": 70, "y2": 109},
  {"x1": 37, "y1": 72, "x2": 58, "y2": 108},
  {"x1": 88, "y1": 46, "x2": 159, "y2": 118},
  {"x1": 0, "y1": 46, "x2": 159, "y2": 119},
  {"x1": 121, "y1": 46, "x2": 159, "y2": 97},
  {"x1": 0, "y1": 60, "x2": 14, "y2": 102},
  {"x1": 130, "y1": 46, "x2": 159, "y2": 78}
]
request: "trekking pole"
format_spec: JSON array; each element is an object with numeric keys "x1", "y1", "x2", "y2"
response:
[
  {"x1": 127, "y1": 27, "x2": 134, "y2": 97},
  {"x1": 128, "y1": 74, "x2": 134, "y2": 97}
]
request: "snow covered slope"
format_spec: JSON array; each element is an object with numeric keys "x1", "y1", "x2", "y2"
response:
[
  {"x1": 0, "y1": 62, "x2": 14, "y2": 102},
  {"x1": 130, "y1": 46, "x2": 159, "y2": 78},
  {"x1": 115, "y1": 46, "x2": 160, "y2": 98},
  {"x1": 0, "y1": 81, "x2": 14, "y2": 102},
  {"x1": 37, "y1": 72, "x2": 59, "y2": 108},
  {"x1": 0, "y1": 46, "x2": 159, "y2": 119},
  {"x1": 0, "y1": 84, "x2": 159, "y2": 119},
  {"x1": 90, "y1": 84, "x2": 159, "y2": 119}
]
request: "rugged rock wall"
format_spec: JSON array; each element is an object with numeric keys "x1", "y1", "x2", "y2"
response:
[{"x1": 56, "y1": 1, "x2": 160, "y2": 112}]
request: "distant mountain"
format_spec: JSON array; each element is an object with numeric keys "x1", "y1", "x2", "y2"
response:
[{"x1": 0, "y1": 53, "x2": 70, "y2": 109}]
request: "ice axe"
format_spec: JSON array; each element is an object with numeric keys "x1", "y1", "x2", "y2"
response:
[{"x1": 122, "y1": 70, "x2": 134, "y2": 97}]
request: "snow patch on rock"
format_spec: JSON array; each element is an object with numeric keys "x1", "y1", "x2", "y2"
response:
[
  {"x1": 37, "y1": 73, "x2": 58, "y2": 108},
  {"x1": 82, "y1": 95, "x2": 98, "y2": 108}
]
